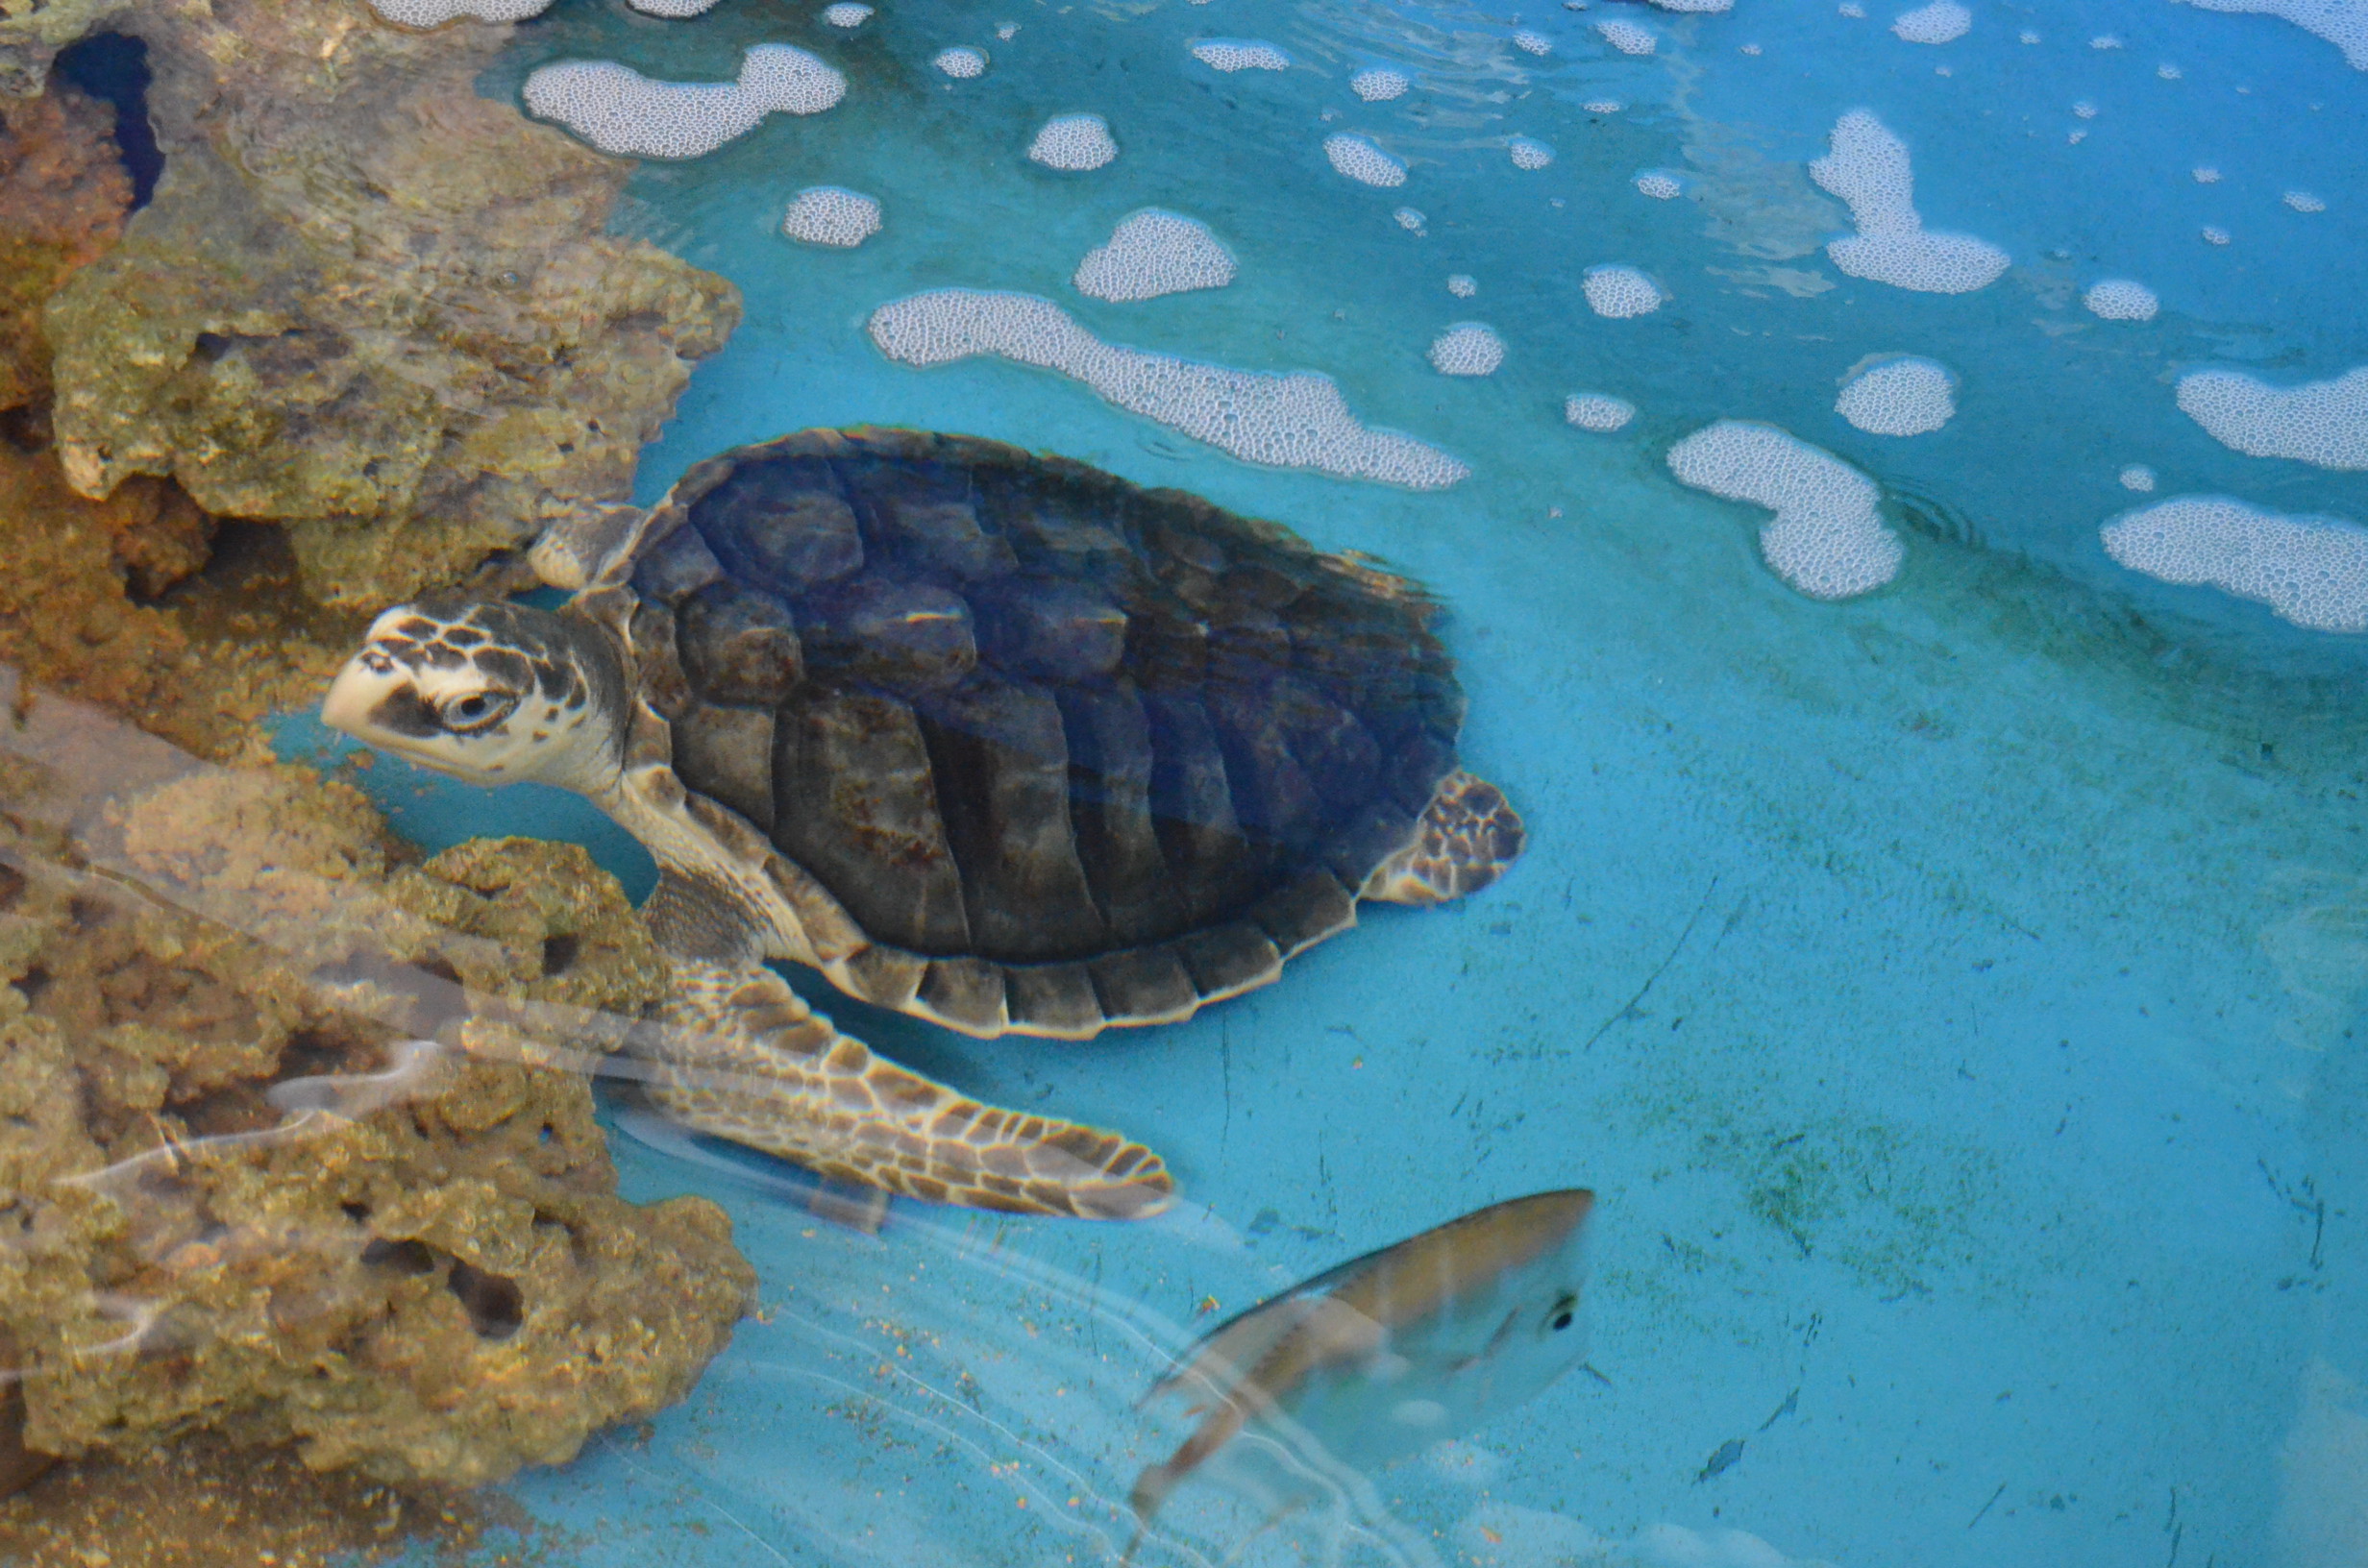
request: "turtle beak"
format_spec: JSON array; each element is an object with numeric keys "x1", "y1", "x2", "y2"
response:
[{"x1": 323, "y1": 650, "x2": 426, "y2": 743}]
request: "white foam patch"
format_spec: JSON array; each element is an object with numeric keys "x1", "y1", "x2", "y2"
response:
[
  {"x1": 2103, "y1": 497, "x2": 2368, "y2": 630},
  {"x1": 1668, "y1": 421, "x2": 1904, "y2": 599},
  {"x1": 2286, "y1": 189, "x2": 2329, "y2": 211},
  {"x1": 1836, "y1": 355, "x2": 1957, "y2": 435},
  {"x1": 2073, "y1": 99, "x2": 2099, "y2": 116},
  {"x1": 522, "y1": 44, "x2": 847, "y2": 160},
  {"x1": 781, "y1": 185, "x2": 882, "y2": 247},
  {"x1": 1028, "y1": 113, "x2": 1119, "y2": 170},
  {"x1": 2084, "y1": 279, "x2": 2159, "y2": 320},
  {"x1": 1351, "y1": 67, "x2": 1411, "y2": 101},
  {"x1": 1598, "y1": 18, "x2": 1659, "y2": 53},
  {"x1": 1073, "y1": 210, "x2": 1236, "y2": 302},
  {"x1": 2092, "y1": 33, "x2": 2125, "y2": 47},
  {"x1": 934, "y1": 46, "x2": 988, "y2": 79},
  {"x1": 2121, "y1": 464, "x2": 2158, "y2": 491},
  {"x1": 2203, "y1": 224, "x2": 2232, "y2": 244},
  {"x1": 1583, "y1": 98, "x2": 1627, "y2": 113},
  {"x1": 1810, "y1": 110, "x2": 2010, "y2": 293},
  {"x1": 2020, "y1": 27, "x2": 2041, "y2": 41},
  {"x1": 1839, "y1": 3, "x2": 1866, "y2": 13},
  {"x1": 1651, "y1": 0, "x2": 1735, "y2": 10},
  {"x1": 868, "y1": 289, "x2": 1468, "y2": 488},
  {"x1": 1584, "y1": 265, "x2": 1665, "y2": 318},
  {"x1": 1566, "y1": 393, "x2": 1637, "y2": 431},
  {"x1": 1635, "y1": 171, "x2": 1684, "y2": 199},
  {"x1": 370, "y1": 0, "x2": 554, "y2": 20},
  {"x1": 1326, "y1": 134, "x2": 1407, "y2": 186},
  {"x1": 1428, "y1": 324, "x2": 1505, "y2": 376},
  {"x1": 1509, "y1": 136, "x2": 1556, "y2": 169},
  {"x1": 2177, "y1": 0, "x2": 2368, "y2": 71},
  {"x1": 822, "y1": 1, "x2": 871, "y2": 23},
  {"x1": 1394, "y1": 207, "x2": 1427, "y2": 233},
  {"x1": 996, "y1": 22, "x2": 1020, "y2": 40},
  {"x1": 1192, "y1": 39, "x2": 1292, "y2": 71},
  {"x1": 2159, "y1": 60, "x2": 2184, "y2": 76},
  {"x1": 1514, "y1": 29, "x2": 1553, "y2": 54},
  {"x1": 1892, "y1": 1, "x2": 1970, "y2": 42},
  {"x1": 2177, "y1": 365, "x2": 2368, "y2": 470},
  {"x1": 1447, "y1": 274, "x2": 1477, "y2": 297}
]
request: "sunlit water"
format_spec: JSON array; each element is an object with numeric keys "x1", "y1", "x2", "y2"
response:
[{"x1": 289, "y1": 0, "x2": 2368, "y2": 1562}]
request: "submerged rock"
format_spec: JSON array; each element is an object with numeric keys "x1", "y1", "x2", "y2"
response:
[
  {"x1": 0, "y1": 82, "x2": 130, "y2": 415},
  {"x1": 0, "y1": 727, "x2": 755, "y2": 1491},
  {"x1": 18, "y1": 0, "x2": 739, "y2": 608}
]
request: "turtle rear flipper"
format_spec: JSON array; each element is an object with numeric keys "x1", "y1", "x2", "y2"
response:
[
  {"x1": 1359, "y1": 771, "x2": 1527, "y2": 905},
  {"x1": 647, "y1": 956, "x2": 1174, "y2": 1220}
]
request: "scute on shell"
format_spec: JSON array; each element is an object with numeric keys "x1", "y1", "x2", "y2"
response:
[{"x1": 624, "y1": 429, "x2": 1467, "y2": 1033}]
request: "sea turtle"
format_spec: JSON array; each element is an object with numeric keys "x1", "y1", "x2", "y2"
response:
[{"x1": 322, "y1": 429, "x2": 1523, "y2": 1222}]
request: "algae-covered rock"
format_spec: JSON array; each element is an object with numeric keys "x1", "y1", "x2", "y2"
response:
[
  {"x1": 0, "y1": 735, "x2": 755, "y2": 1490},
  {"x1": 32, "y1": 0, "x2": 740, "y2": 608},
  {"x1": 0, "y1": 82, "x2": 130, "y2": 413}
]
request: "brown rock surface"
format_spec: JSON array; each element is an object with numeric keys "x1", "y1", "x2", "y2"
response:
[
  {"x1": 0, "y1": 694, "x2": 756, "y2": 1491},
  {"x1": 0, "y1": 82, "x2": 130, "y2": 412},
  {"x1": 27, "y1": 0, "x2": 739, "y2": 608}
]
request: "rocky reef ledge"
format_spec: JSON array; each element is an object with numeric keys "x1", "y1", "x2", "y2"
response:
[
  {"x1": 0, "y1": 677, "x2": 756, "y2": 1496},
  {"x1": 2, "y1": 0, "x2": 740, "y2": 609}
]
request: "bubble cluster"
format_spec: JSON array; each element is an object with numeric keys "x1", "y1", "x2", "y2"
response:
[
  {"x1": 1584, "y1": 265, "x2": 1664, "y2": 318},
  {"x1": 1892, "y1": 1, "x2": 1969, "y2": 42},
  {"x1": 1635, "y1": 171, "x2": 1684, "y2": 199},
  {"x1": 1566, "y1": 393, "x2": 1637, "y2": 432},
  {"x1": 1447, "y1": 274, "x2": 1478, "y2": 297},
  {"x1": 2178, "y1": 0, "x2": 2368, "y2": 71},
  {"x1": 2177, "y1": 366, "x2": 2368, "y2": 470},
  {"x1": 2158, "y1": 61, "x2": 2183, "y2": 78},
  {"x1": 2202, "y1": 225, "x2": 2232, "y2": 245},
  {"x1": 1028, "y1": 114, "x2": 1119, "y2": 170},
  {"x1": 1509, "y1": 136, "x2": 1556, "y2": 170},
  {"x1": 934, "y1": 46, "x2": 989, "y2": 79},
  {"x1": 1810, "y1": 110, "x2": 2010, "y2": 293},
  {"x1": 1667, "y1": 422, "x2": 1904, "y2": 599},
  {"x1": 2285, "y1": 190, "x2": 2328, "y2": 212},
  {"x1": 1072, "y1": 209, "x2": 1236, "y2": 302},
  {"x1": 1191, "y1": 39, "x2": 1292, "y2": 71},
  {"x1": 1428, "y1": 324, "x2": 1506, "y2": 376},
  {"x1": 781, "y1": 185, "x2": 882, "y2": 247},
  {"x1": 1651, "y1": 0, "x2": 1734, "y2": 10},
  {"x1": 522, "y1": 44, "x2": 847, "y2": 160},
  {"x1": 2102, "y1": 498, "x2": 2368, "y2": 631},
  {"x1": 997, "y1": 22, "x2": 1020, "y2": 39},
  {"x1": 2193, "y1": 165, "x2": 2222, "y2": 183},
  {"x1": 2083, "y1": 280, "x2": 2159, "y2": 320},
  {"x1": 2072, "y1": 100, "x2": 2099, "y2": 117},
  {"x1": 1836, "y1": 355, "x2": 1957, "y2": 436},
  {"x1": 823, "y1": 1, "x2": 871, "y2": 23},
  {"x1": 1394, "y1": 207, "x2": 1427, "y2": 233},
  {"x1": 1514, "y1": 29, "x2": 1552, "y2": 54},
  {"x1": 2020, "y1": 28, "x2": 2041, "y2": 43},
  {"x1": 2091, "y1": 33, "x2": 2124, "y2": 47},
  {"x1": 1351, "y1": 67, "x2": 1411, "y2": 101},
  {"x1": 1597, "y1": 19, "x2": 1658, "y2": 54},
  {"x1": 867, "y1": 289, "x2": 1469, "y2": 488},
  {"x1": 369, "y1": 0, "x2": 553, "y2": 22},
  {"x1": 1838, "y1": 2, "x2": 1866, "y2": 13},
  {"x1": 625, "y1": 0, "x2": 724, "y2": 14},
  {"x1": 1326, "y1": 134, "x2": 1407, "y2": 187},
  {"x1": 2120, "y1": 464, "x2": 2158, "y2": 491},
  {"x1": 1582, "y1": 98, "x2": 1626, "y2": 113}
]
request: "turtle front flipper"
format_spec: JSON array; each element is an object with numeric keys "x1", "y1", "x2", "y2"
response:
[
  {"x1": 1360, "y1": 771, "x2": 1527, "y2": 905},
  {"x1": 646, "y1": 956, "x2": 1175, "y2": 1220}
]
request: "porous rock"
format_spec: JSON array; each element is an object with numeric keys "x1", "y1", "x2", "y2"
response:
[
  {"x1": 0, "y1": 749, "x2": 754, "y2": 1491},
  {"x1": 0, "y1": 82, "x2": 130, "y2": 413},
  {"x1": 24, "y1": 0, "x2": 740, "y2": 608}
]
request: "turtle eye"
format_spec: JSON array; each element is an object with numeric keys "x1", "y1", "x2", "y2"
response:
[{"x1": 439, "y1": 691, "x2": 515, "y2": 734}]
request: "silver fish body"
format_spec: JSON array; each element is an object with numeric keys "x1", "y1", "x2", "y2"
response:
[{"x1": 1130, "y1": 1188, "x2": 1596, "y2": 1546}]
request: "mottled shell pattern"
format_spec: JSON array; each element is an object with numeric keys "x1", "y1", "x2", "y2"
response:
[{"x1": 576, "y1": 429, "x2": 1474, "y2": 1041}]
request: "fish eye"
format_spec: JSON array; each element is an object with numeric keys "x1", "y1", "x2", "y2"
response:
[
  {"x1": 440, "y1": 692, "x2": 514, "y2": 734},
  {"x1": 1541, "y1": 1292, "x2": 1579, "y2": 1335}
]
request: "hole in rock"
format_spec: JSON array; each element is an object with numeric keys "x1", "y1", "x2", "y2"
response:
[
  {"x1": 538, "y1": 933, "x2": 579, "y2": 977},
  {"x1": 445, "y1": 1259, "x2": 524, "y2": 1340},
  {"x1": 359, "y1": 1237, "x2": 436, "y2": 1275},
  {"x1": 53, "y1": 32, "x2": 161, "y2": 210}
]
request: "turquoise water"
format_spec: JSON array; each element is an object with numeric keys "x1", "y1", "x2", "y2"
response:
[{"x1": 352, "y1": 2, "x2": 2368, "y2": 1562}]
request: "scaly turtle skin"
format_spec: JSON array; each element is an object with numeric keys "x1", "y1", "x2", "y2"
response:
[{"x1": 324, "y1": 429, "x2": 1523, "y2": 1220}]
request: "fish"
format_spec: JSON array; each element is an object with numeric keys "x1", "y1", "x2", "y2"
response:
[{"x1": 1126, "y1": 1188, "x2": 1596, "y2": 1557}]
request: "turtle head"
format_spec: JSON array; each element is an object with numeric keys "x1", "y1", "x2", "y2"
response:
[{"x1": 323, "y1": 596, "x2": 627, "y2": 796}]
